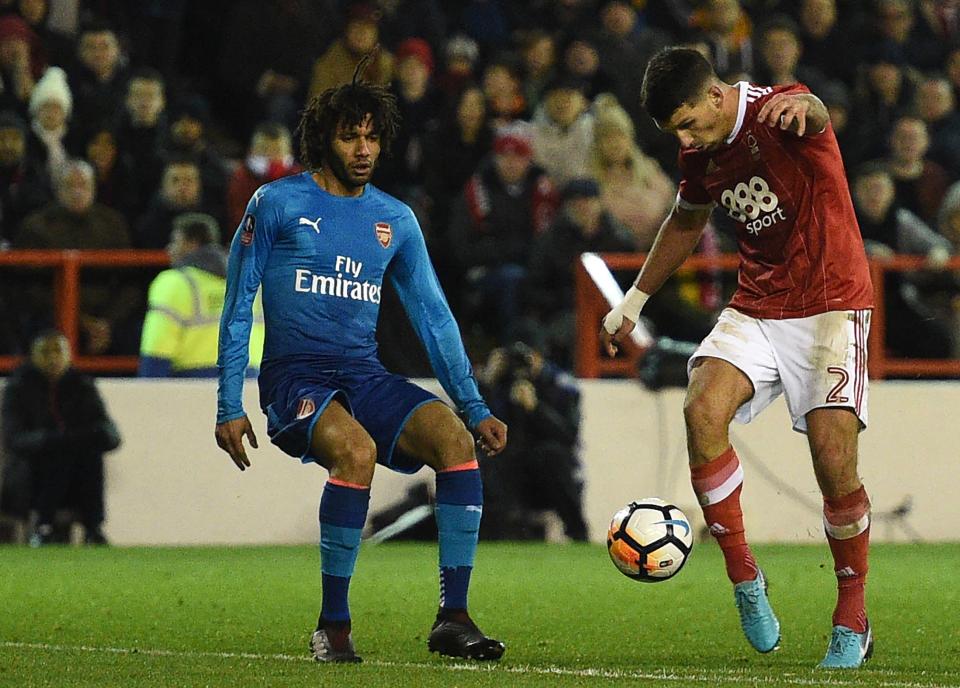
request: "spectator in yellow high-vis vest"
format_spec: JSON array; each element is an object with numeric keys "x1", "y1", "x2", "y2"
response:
[{"x1": 138, "y1": 213, "x2": 264, "y2": 377}]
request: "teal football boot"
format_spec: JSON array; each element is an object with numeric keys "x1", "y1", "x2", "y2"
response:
[
  {"x1": 733, "y1": 569, "x2": 781, "y2": 653},
  {"x1": 819, "y1": 621, "x2": 873, "y2": 669}
]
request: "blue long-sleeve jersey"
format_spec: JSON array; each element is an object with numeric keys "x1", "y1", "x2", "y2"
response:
[{"x1": 216, "y1": 172, "x2": 491, "y2": 428}]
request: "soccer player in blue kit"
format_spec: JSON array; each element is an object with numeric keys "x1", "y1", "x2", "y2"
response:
[{"x1": 214, "y1": 72, "x2": 508, "y2": 663}]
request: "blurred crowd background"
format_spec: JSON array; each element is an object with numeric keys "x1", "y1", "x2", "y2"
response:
[{"x1": 2, "y1": 0, "x2": 960, "y2": 371}]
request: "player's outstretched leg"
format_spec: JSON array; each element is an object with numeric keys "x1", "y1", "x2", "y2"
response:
[
  {"x1": 691, "y1": 446, "x2": 781, "y2": 653},
  {"x1": 808, "y1": 409, "x2": 872, "y2": 669},
  {"x1": 312, "y1": 479, "x2": 369, "y2": 663},
  {"x1": 819, "y1": 486, "x2": 873, "y2": 669},
  {"x1": 428, "y1": 460, "x2": 505, "y2": 660}
]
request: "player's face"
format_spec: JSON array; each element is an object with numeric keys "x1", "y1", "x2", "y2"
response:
[
  {"x1": 660, "y1": 85, "x2": 728, "y2": 152},
  {"x1": 327, "y1": 115, "x2": 381, "y2": 190}
]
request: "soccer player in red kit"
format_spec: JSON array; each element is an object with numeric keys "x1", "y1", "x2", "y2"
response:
[{"x1": 601, "y1": 48, "x2": 874, "y2": 669}]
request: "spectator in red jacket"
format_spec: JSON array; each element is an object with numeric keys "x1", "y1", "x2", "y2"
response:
[
  {"x1": 448, "y1": 123, "x2": 559, "y2": 341},
  {"x1": 225, "y1": 122, "x2": 302, "y2": 231}
]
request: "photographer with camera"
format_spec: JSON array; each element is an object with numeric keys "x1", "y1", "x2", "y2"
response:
[{"x1": 477, "y1": 342, "x2": 588, "y2": 541}]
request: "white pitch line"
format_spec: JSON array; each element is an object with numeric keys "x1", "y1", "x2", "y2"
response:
[{"x1": 2, "y1": 641, "x2": 958, "y2": 688}]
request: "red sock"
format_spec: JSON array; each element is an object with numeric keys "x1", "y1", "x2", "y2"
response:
[
  {"x1": 690, "y1": 446, "x2": 757, "y2": 584},
  {"x1": 824, "y1": 485, "x2": 870, "y2": 633}
]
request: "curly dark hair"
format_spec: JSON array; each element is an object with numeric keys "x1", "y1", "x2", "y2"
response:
[
  {"x1": 297, "y1": 58, "x2": 401, "y2": 170},
  {"x1": 641, "y1": 47, "x2": 716, "y2": 124}
]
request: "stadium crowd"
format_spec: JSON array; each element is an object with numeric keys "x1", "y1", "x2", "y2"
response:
[{"x1": 1, "y1": 0, "x2": 959, "y2": 367}]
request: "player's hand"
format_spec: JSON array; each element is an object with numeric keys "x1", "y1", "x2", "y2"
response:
[
  {"x1": 600, "y1": 287, "x2": 647, "y2": 357},
  {"x1": 475, "y1": 416, "x2": 507, "y2": 457},
  {"x1": 215, "y1": 415, "x2": 259, "y2": 471},
  {"x1": 757, "y1": 93, "x2": 812, "y2": 137},
  {"x1": 599, "y1": 313, "x2": 636, "y2": 358}
]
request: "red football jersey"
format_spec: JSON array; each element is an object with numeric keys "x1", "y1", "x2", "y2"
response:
[{"x1": 677, "y1": 82, "x2": 873, "y2": 319}]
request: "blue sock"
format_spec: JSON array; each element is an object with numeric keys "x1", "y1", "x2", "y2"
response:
[
  {"x1": 318, "y1": 480, "x2": 370, "y2": 623},
  {"x1": 435, "y1": 464, "x2": 483, "y2": 611}
]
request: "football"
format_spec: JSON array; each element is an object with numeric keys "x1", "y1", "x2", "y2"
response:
[{"x1": 607, "y1": 498, "x2": 693, "y2": 582}]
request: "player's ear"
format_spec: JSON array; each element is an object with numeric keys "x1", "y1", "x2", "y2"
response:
[{"x1": 707, "y1": 83, "x2": 724, "y2": 110}]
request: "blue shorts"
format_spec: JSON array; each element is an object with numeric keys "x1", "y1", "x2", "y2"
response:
[{"x1": 259, "y1": 358, "x2": 438, "y2": 474}]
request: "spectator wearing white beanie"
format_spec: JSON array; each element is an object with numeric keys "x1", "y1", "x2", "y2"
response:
[{"x1": 28, "y1": 66, "x2": 73, "y2": 181}]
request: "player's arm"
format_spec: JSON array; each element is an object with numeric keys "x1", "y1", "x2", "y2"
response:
[
  {"x1": 600, "y1": 201, "x2": 712, "y2": 356},
  {"x1": 215, "y1": 191, "x2": 277, "y2": 470},
  {"x1": 390, "y1": 211, "x2": 507, "y2": 456},
  {"x1": 757, "y1": 91, "x2": 829, "y2": 138}
]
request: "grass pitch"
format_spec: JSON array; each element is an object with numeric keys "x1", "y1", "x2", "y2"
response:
[{"x1": 1, "y1": 542, "x2": 957, "y2": 687}]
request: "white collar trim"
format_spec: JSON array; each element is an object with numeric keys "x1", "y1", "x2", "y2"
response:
[{"x1": 725, "y1": 81, "x2": 749, "y2": 144}]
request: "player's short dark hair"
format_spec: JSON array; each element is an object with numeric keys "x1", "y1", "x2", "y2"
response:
[
  {"x1": 297, "y1": 59, "x2": 400, "y2": 171},
  {"x1": 641, "y1": 47, "x2": 716, "y2": 124}
]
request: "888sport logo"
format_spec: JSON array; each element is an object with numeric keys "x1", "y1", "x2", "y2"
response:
[{"x1": 720, "y1": 176, "x2": 785, "y2": 236}]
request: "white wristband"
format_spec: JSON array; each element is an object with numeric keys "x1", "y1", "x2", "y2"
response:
[{"x1": 602, "y1": 286, "x2": 650, "y2": 335}]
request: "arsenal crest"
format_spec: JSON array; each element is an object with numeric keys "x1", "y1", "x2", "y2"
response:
[
  {"x1": 296, "y1": 397, "x2": 316, "y2": 420},
  {"x1": 375, "y1": 221, "x2": 392, "y2": 248},
  {"x1": 240, "y1": 214, "x2": 256, "y2": 246}
]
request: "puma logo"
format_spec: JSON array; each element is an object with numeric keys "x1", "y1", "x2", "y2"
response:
[{"x1": 299, "y1": 216, "x2": 322, "y2": 234}]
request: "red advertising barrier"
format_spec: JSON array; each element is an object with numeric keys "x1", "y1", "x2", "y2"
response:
[{"x1": 575, "y1": 252, "x2": 960, "y2": 379}]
